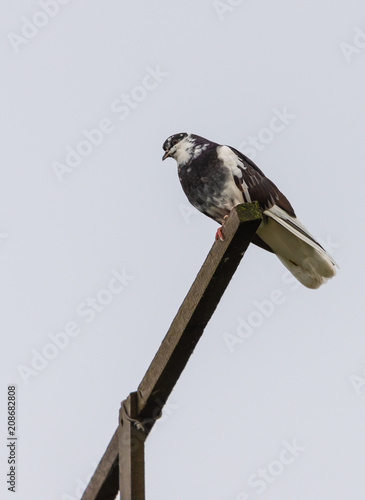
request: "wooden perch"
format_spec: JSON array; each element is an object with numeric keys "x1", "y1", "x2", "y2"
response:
[{"x1": 81, "y1": 202, "x2": 263, "y2": 500}]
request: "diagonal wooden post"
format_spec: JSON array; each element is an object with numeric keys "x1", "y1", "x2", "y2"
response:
[{"x1": 81, "y1": 202, "x2": 263, "y2": 500}]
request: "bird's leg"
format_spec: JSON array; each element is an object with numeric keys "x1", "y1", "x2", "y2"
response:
[{"x1": 215, "y1": 215, "x2": 229, "y2": 242}]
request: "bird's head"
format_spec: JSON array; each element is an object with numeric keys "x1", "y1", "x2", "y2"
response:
[
  {"x1": 162, "y1": 133, "x2": 189, "y2": 162},
  {"x1": 162, "y1": 133, "x2": 210, "y2": 165}
]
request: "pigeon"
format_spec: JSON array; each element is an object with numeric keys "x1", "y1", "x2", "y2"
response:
[{"x1": 162, "y1": 132, "x2": 337, "y2": 289}]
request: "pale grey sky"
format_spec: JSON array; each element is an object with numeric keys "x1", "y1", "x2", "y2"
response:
[{"x1": 1, "y1": 1, "x2": 364, "y2": 499}]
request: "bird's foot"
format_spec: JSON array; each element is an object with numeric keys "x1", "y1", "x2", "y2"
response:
[
  {"x1": 215, "y1": 215, "x2": 229, "y2": 242},
  {"x1": 215, "y1": 227, "x2": 224, "y2": 242}
]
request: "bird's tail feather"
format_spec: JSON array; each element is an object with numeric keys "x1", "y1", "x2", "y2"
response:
[
  {"x1": 257, "y1": 205, "x2": 337, "y2": 289},
  {"x1": 276, "y1": 254, "x2": 335, "y2": 289}
]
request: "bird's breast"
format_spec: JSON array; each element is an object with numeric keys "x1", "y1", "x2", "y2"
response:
[{"x1": 178, "y1": 159, "x2": 244, "y2": 223}]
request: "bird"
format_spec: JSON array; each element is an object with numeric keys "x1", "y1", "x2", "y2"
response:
[{"x1": 162, "y1": 132, "x2": 337, "y2": 289}]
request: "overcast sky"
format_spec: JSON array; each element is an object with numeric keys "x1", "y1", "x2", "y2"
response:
[{"x1": 1, "y1": 1, "x2": 365, "y2": 499}]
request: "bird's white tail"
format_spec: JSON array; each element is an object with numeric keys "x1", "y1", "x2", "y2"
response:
[{"x1": 257, "y1": 205, "x2": 337, "y2": 289}]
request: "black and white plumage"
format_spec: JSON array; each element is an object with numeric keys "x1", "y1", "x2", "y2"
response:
[{"x1": 162, "y1": 133, "x2": 337, "y2": 289}]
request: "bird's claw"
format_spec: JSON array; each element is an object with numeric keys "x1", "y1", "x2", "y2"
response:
[
  {"x1": 215, "y1": 227, "x2": 224, "y2": 242},
  {"x1": 215, "y1": 215, "x2": 229, "y2": 242}
]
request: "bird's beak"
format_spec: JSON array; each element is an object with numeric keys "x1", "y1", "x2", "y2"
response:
[{"x1": 162, "y1": 150, "x2": 170, "y2": 161}]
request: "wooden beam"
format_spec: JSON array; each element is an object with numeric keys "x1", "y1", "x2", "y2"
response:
[
  {"x1": 80, "y1": 430, "x2": 119, "y2": 500},
  {"x1": 80, "y1": 202, "x2": 263, "y2": 499},
  {"x1": 137, "y1": 202, "x2": 263, "y2": 419},
  {"x1": 119, "y1": 393, "x2": 146, "y2": 500}
]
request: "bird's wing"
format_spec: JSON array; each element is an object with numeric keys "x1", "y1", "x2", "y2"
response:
[
  {"x1": 219, "y1": 145, "x2": 296, "y2": 216},
  {"x1": 219, "y1": 145, "x2": 338, "y2": 268}
]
